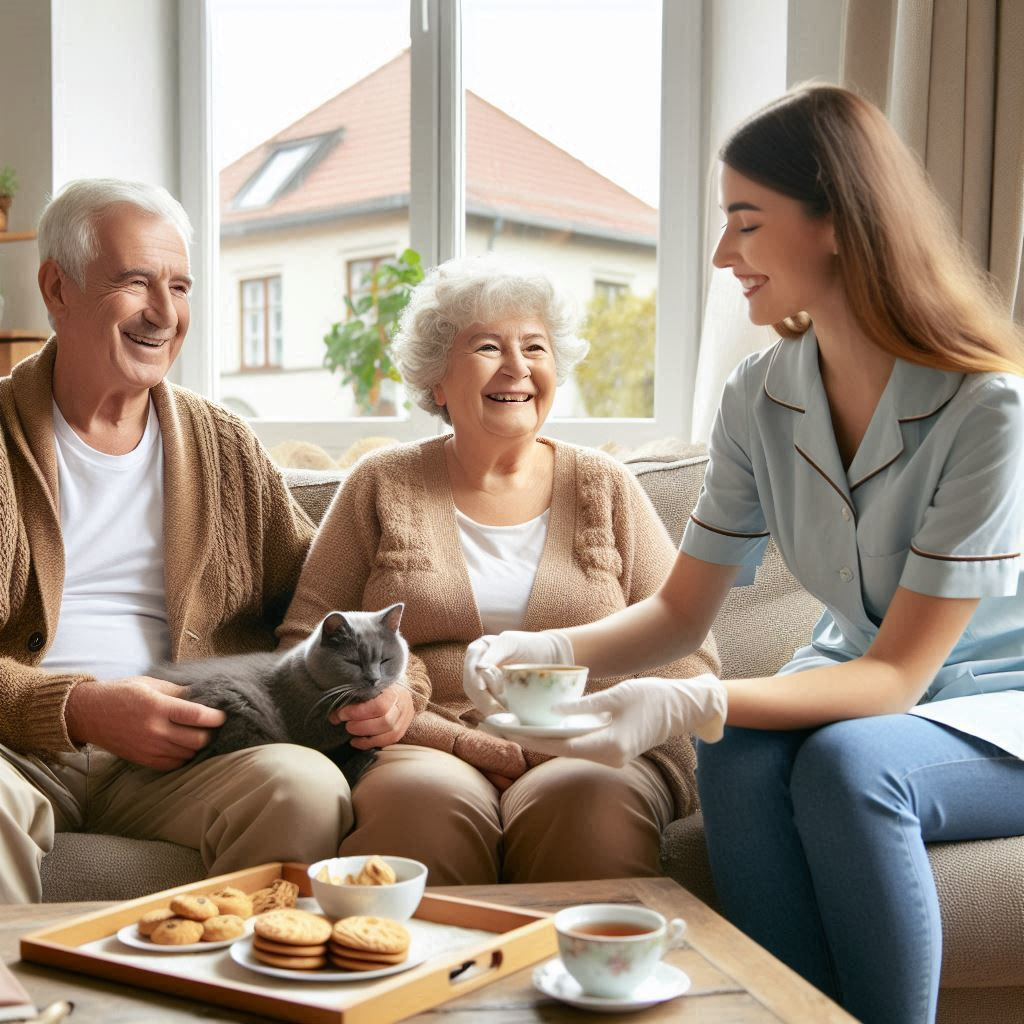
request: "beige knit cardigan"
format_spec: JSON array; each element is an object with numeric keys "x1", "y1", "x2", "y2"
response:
[
  {"x1": 279, "y1": 436, "x2": 721, "y2": 818},
  {"x1": 0, "y1": 340, "x2": 317, "y2": 756}
]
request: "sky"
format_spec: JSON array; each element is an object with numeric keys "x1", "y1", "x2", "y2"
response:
[{"x1": 211, "y1": 0, "x2": 662, "y2": 207}]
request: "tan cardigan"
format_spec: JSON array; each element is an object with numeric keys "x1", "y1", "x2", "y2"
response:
[
  {"x1": 280, "y1": 436, "x2": 721, "y2": 818},
  {"x1": 0, "y1": 340, "x2": 317, "y2": 756}
]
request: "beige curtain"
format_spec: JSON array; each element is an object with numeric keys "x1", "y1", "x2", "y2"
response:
[{"x1": 844, "y1": 0, "x2": 1024, "y2": 321}]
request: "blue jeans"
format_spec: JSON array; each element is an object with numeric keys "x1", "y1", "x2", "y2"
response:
[{"x1": 697, "y1": 716, "x2": 1024, "y2": 1024}]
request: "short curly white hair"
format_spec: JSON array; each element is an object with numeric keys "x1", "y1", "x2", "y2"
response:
[{"x1": 392, "y1": 254, "x2": 589, "y2": 424}]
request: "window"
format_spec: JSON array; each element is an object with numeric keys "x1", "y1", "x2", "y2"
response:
[
  {"x1": 183, "y1": 1, "x2": 703, "y2": 451},
  {"x1": 239, "y1": 276, "x2": 283, "y2": 370},
  {"x1": 234, "y1": 139, "x2": 321, "y2": 210},
  {"x1": 594, "y1": 280, "x2": 629, "y2": 305},
  {"x1": 347, "y1": 256, "x2": 388, "y2": 306}
]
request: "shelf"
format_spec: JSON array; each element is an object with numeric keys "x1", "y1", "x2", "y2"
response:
[{"x1": 0, "y1": 231, "x2": 37, "y2": 243}]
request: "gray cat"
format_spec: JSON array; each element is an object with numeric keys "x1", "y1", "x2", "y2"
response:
[{"x1": 148, "y1": 604, "x2": 409, "y2": 786}]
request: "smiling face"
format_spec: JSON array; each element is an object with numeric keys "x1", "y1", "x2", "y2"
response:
[
  {"x1": 433, "y1": 315, "x2": 557, "y2": 441},
  {"x1": 712, "y1": 163, "x2": 840, "y2": 326},
  {"x1": 46, "y1": 203, "x2": 192, "y2": 396}
]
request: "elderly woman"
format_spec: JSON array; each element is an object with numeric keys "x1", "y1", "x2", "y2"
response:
[{"x1": 278, "y1": 254, "x2": 719, "y2": 884}]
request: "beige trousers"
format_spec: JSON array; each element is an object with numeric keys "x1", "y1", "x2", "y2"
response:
[
  {"x1": 341, "y1": 745, "x2": 675, "y2": 884},
  {"x1": 0, "y1": 742, "x2": 353, "y2": 904}
]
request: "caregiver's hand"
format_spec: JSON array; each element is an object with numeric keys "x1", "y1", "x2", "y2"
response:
[
  {"x1": 521, "y1": 674, "x2": 727, "y2": 768},
  {"x1": 463, "y1": 629, "x2": 574, "y2": 716}
]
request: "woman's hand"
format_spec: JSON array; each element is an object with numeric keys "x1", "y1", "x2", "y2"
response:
[
  {"x1": 521, "y1": 674, "x2": 727, "y2": 768},
  {"x1": 463, "y1": 629, "x2": 574, "y2": 715},
  {"x1": 331, "y1": 684, "x2": 415, "y2": 749}
]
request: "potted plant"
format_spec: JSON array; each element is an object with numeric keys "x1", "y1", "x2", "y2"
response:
[
  {"x1": 0, "y1": 166, "x2": 18, "y2": 233},
  {"x1": 323, "y1": 248, "x2": 424, "y2": 415}
]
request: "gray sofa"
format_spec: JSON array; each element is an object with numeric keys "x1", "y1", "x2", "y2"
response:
[{"x1": 39, "y1": 447, "x2": 1024, "y2": 1023}]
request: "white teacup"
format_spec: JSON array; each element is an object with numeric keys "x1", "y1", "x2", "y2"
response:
[
  {"x1": 498, "y1": 663, "x2": 588, "y2": 726},
  {"x1": 554, "y1": 903, "x2": 686, "y2": 999}
]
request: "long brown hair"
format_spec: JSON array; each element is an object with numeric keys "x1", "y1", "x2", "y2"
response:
[{"x1": 720, "y1": 84, "x2": 1024, "y2": 375}]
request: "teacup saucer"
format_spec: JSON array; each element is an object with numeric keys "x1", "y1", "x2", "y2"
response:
[
  {"x1": 483, "y1": 712, "x2": 610, "y2": 740},
  {"x1": 532, "y1": 958, "x2": 690, "y2": 1013}
]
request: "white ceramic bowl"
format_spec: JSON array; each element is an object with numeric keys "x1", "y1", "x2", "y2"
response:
[{"x1": 307, "y1": 855, "x2": 427, "y2": 921}]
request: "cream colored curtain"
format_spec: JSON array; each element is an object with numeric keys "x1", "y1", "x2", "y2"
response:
[{"x1": 844, "y1": 0, "x2": 1024, "y2": 322}]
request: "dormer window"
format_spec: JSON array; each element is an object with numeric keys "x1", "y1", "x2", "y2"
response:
[{"x1": 234, "y1": 135, "x2": 335, "y2": 210}]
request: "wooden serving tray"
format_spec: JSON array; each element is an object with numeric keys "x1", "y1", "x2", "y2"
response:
[{"x1": 20, "y1": 863, "x2": 557, "y2": 1024}]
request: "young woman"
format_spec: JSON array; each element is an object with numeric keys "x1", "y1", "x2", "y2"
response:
[{"x1": 463, "y1": 85, "x2": 1024, "y2": 1024}]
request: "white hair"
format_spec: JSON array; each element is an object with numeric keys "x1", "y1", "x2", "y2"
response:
[
  {"x1": 392, "y1": 254, "x2": 589, "y2": 424},
  {"x1": 38, "y1": 178, "x2": 193, "y2": 288}
]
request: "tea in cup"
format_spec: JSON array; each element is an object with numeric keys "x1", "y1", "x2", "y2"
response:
[
  {"x1": 498, "y1": 664, "x2": 588, "y2": 726},
  {"x1": 554, "y1": 903, "x2": 686, "y2": 999}
]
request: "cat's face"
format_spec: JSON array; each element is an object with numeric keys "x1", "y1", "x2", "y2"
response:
[{"x1": 303, "y1": 604, "x2": 409, "y2": 710}]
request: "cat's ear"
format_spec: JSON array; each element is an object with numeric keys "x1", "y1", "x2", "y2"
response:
[
  {"x1": 321, "y1": 612, "x2": 354, "y2": 647},
  {"x1": 380, "y1": 603, "x2": 404, "y2": 633}
]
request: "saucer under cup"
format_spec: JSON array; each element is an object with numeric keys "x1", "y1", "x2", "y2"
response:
[{"x1": 499, "y1": 664, "x2": 588, "y2": 726}]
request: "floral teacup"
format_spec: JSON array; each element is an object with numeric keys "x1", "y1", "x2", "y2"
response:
[
  {"x1": 553, "y1": 903, "x2": 686, "y2": 999},
  {"x1": 498, "y1": 664, "x2": 588, "y2": 726}
]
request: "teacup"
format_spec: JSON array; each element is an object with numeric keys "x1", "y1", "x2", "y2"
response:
[
  {"x1": 498, "y1": 663, "x2": 588, "y2": 726},
  {"x1": 554, "y1": 903, "x2": 686, "y2": 999}
]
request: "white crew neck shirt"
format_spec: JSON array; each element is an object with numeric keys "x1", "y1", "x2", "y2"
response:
[
  {"x1": 455, "y1": 507, "x2": 550, "y2": 634},
  {"x1": 42, "y1": 400, "x2": 171, "y2": 680}
]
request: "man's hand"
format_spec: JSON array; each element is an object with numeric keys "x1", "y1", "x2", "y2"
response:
[
  {"x1": 64, "y1": 676, "x2": 227, "y2": 771},
  {"x1": 330, "y1": 684, "x2": 415, "y2": 749}
]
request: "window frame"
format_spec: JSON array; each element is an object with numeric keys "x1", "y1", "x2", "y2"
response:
[
  {"x1": 176, "y1": 0, "x2": 704, "y2": 452},
  {"x1": 239, "y1": 274, "x2": 283, "y2": 371}
]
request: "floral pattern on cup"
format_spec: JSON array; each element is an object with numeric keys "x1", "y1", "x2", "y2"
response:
[{"x1": 499, "y1": 664, "x2": 588, "y2": 726}]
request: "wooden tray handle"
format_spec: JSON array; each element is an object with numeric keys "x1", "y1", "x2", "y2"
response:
[{"x1": 447, "y1": 949, "x2": 503, "y2": 988}]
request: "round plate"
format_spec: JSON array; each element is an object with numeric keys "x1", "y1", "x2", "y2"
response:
[
  {"x1": 229, "y1": 935, "x2": 426, "y2": 982},
  {"x1": 117, "y1": 918, "x2": 254, "y2": 954},
  {"x1": 483, "y1": 712, "x2": 610, "y2": 740},
  {"x1": 532, "y1": 958, "x2": 690, "y2": 1013}
]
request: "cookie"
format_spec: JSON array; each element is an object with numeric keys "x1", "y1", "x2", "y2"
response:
[
  {"x1": 252, "y1": 948, "x2": 327, "y2": 971},
  {"x1": 328, "y1": 942, "x2": 406, "y2": 964},
  {"x1": 209, "y1": 886, "x2": 253, "y2": 919},
  {"x1": 253, "y1": 936, "x2": 328, "y2": 958},
  {"x1": 202, "y1": 914, "x2": 246, "y2": 942},
  {"x1": 331, "y1": 916, "x2": 410, "y2": 955},
  {"x1": 150, "y1": 918, "x2": 204, "y2": 945},
  {"x1": 137, "y1": 908, "x2": 175, "y2": 937},
  {"x1": 328, "y1": 953, "x2": 393, "y2": 971},
  {"x1": 254, "y1": 908, "x2": 333, "y2": 947},
  {"x1": 250, "y1": 878, "x2": 299, "y2": 914},
  {"x1": 355, "y1": 855, "x2": 396, "y2": 886},
  {"x1": 169, "y1": 894, "x2": 219, "y2": 922}
]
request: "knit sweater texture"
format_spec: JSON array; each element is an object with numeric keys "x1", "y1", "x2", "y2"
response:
[
  {"x1": 279, "y1": 435, "x2": 721, "y2": 818},
  {"x1": 0, "y1": 340, "x2": 317, "y2": 756}
]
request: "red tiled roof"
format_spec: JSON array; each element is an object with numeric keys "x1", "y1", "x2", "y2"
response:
[{"x1": 220, "y1": 50, "x2": 656, "y2": 242}]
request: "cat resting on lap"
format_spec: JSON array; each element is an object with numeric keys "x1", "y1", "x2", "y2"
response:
[{"x1": 149, "y1": 604, "x2": 409, "y2": 785}]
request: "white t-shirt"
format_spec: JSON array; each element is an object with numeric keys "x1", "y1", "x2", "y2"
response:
[
  {"x1": 455, "y1": 508, "x2": 550, "y2": 634},
  {"x1": 42, "y1": 400, "x2": 171, "y2": 680}
]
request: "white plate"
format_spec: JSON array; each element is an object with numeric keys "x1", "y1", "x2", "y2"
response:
[
  {"x1": 116, "y1": 918, "x2": 254, "y2": 954},
  {"x1": 229, "y1": 935, "x2": 426, "y2": 982},
  {"x1": 532, "y1": 958, "x2": 690, "y2": 1013},
  {"x1": 483, "y1": 712, "x2": 610, "y2": 740}
]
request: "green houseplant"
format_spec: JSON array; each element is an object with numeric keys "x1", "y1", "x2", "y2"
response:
[
  {"x1": 0, "y1": 166, "x2": 19, "y2": 233},
  {"x1": 323, "y1": 248, "x2": 424, "y2": 415}
]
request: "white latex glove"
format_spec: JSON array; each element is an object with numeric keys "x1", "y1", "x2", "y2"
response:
[
  {"x1": 520, "y1": 674, "x2": 727, "y2": 768},
  {"x1": 463, "y1": 629, "x2": 574, "y2": 717}
]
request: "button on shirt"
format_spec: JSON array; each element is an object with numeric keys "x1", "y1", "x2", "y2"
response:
[{"x1": 680, "y1": 330, "x2": 1024, "y2": 749}]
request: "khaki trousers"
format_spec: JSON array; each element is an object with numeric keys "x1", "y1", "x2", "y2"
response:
[
  {"x1": 0, "y1": 742, "x2": 352, "y2": 904},
  {"x1": 341, "y1": 745, "x2": 675, "y2": 884}
]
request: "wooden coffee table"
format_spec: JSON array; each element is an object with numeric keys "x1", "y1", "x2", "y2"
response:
[{"x1": 2, "y1": 877, "x2": 856, "y2": 1022}]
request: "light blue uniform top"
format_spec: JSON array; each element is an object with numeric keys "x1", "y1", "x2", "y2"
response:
[{"x1": 681, "y1": 330, "x2": 1024, "y2": 705}]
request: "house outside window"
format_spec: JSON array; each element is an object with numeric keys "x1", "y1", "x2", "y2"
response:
[
  {"x1": 594, "y1": 279, "x2": 629, "y2": 305},
  {"x1": 240, "y1": 276, "x2": 283, "y2": 370},
  {"x1": 347, "y1": 256, "x2": 388, "y2": 307}
]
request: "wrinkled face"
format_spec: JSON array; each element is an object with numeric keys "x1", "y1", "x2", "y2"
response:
[
  {"x1": 433, "y1": 315, "x2": 557, "y2": 440},
  {"x1": 712, "y1": 163, "x2": 839, "y2": 326},
  {"x1": 51, "y1": 203, "x2": 192, "y2": 394}
]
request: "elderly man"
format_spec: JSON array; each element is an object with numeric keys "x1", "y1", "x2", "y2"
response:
[{"x1": 0, "y1": 179, "x2": 352, "y2": 903}]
